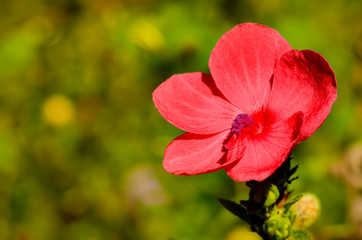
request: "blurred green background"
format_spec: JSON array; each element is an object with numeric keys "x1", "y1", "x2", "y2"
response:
[{"x1": 0, "y1": 0, "x2": 362, "y2": 239}]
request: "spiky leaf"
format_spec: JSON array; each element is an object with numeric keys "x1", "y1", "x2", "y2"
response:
[
  {"x1": 218, "y1": 198, "x2": 250, "y2": 223},
  {"x1": 284, "y1": 194, "x2": 303, "y2": 211}
]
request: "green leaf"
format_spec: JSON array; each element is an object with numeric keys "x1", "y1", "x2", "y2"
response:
[
  {"x1": 284, "y1": 194, "x2": 303, "y2": 211},
  {"x1": 218, "y1": 198, "x2": 251, "y2": 223},
  {"x1": 287, "y1": 165, "x2": 299, "y2": 179},
  {"x1": 288, "y1": 230, "x2": 312, "y2": 240}
]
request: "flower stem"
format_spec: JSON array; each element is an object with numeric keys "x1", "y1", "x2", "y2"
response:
[{"x1": 220, "y1": 156, "x2": 310, "y2": 240}]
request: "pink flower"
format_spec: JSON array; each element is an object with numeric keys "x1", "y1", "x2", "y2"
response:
[{"x1": 152, "y1": 23, "x2": 337, "y2": 181}]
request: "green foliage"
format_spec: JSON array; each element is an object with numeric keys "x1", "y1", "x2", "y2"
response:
[
  {"x1": 218, "y1": 198, "x2": 251, "y2": 223},
  {"x1": 284, "y1": 194, "x2": 304, "y2": 212},
  {"x1": 288, "y1": 230, "x2": 312, "y2": 240},
  {"x1": 0, "y1": 0, "x2": 359, "y2": 239},
  {"x1": 220, "y1": 158, "x2": 311, "y2": 240}
]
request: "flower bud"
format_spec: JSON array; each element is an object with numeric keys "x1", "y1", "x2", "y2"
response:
[
  {"x1": 250, "y1": 182, "x2": 280, "y2": 207},
  {"x1": 285, "y1": 206, "x2": 297, "y2": 225},
  {"x1": 292, "y1": 193, "x2": 320, "y2": 228},
  {"x1": 263, "y1": 207, "x2": 292, "y2": 240},
  {"x1": 265, "y1": 184, "x2": 280, "y2": 207}
]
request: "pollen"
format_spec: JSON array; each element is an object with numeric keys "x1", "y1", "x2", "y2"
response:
[{"x1": 231, "y1": 113, "x2": 255, "y2": 135}]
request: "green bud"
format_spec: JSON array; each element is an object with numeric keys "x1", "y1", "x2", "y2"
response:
[
  {"x1": 250, "y1": 182, "x2": 280, "y2": 206},
  {"x1": 263, "y1": 207, "x2": 292, "y2": 240},
  {"x1": 265, "y1": 184, "x2": 280, "y2": 207},
  {"x1": 286, "y1": 208, "x2": 297, "y2": 225},
  {"x1": 275, "y1": 230, "x2": 283, "y2": 240},
  {"x1": 267, "y1": 222, "x2": 276, "y2": 235},
  {"x1": 280, "y1": 223, "x2": 289, "y2": 237},
  {"x1": 292, "y1": 193, "x2": 320, "y2": 228}
]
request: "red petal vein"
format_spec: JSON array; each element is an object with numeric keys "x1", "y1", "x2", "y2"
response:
[{"x1": 153, "y1": 73, "x2": 239, "y2": 134}]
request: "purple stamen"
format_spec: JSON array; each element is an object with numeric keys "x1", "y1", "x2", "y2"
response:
[{"x1": 230, "y1": 113, "x2": 254, "y2": 135}]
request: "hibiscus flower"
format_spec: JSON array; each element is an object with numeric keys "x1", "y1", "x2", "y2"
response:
[{"x1": 152, "y1": 23, "x2": 337, "y2": 181}]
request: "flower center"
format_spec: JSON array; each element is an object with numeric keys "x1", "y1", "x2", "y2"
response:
[{"x1": 230, "y1": 113, "x2": 255, "y2": 135}]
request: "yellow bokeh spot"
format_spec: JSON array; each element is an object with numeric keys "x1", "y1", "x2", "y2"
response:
[
  {"x1": 225, "y1": 226, "x2": 262, "y2": 240},
  {"x1": 42, "y1": 94, "x2": 75, "y2": 127},
  {"x1": 129, "y1": 20, "x2": 165, "y2": 52}
]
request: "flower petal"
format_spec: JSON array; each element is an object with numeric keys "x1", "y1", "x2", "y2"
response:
[
  {"x1": 209, "y1": 23, "x2": 291, "y2": 112},
  {"x1": 224, "y1": 134, "x2": 248, "y2": 164},
  {"x1": 163, "y1": 130, "x2": 231, "y2": 175},
  {"x1": 268, "y1": 49, "x2": 337, "y2": 141},
  {"x1": 225, "y1": 112, "x2": 303, "y2": 181},
  {"x1": 153, "y1": 72, "x2": 239, "y2": 134}
]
